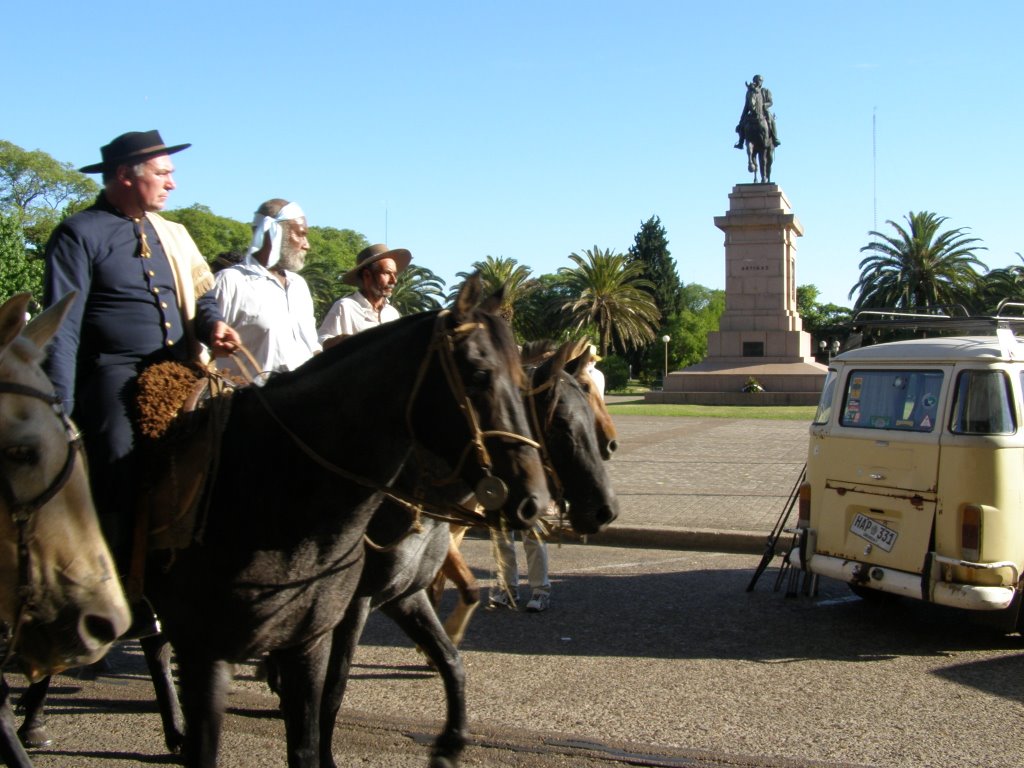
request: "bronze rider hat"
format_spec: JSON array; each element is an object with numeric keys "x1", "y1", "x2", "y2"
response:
[
  {"x1": 78, "y1": 130, "x2": 191, "y2": 174},
  {"x1": 342, "y1": 243, "x2": 412, "y2": 286}
]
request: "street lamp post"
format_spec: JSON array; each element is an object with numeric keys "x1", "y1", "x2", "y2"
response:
[
  {"x1": 819, "y1": 339, "x2": 841, "y2": 363},
  {"x1": 662, "y1": 335, "x2": 671, "y2": 383}
]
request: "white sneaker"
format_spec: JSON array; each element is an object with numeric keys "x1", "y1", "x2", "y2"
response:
[
  {"x1": 526, "y1": 589, "x2": 550, "y2": 613},
  {"x1": 488, "y1": 589, "x2": 518, "y2": 610}
]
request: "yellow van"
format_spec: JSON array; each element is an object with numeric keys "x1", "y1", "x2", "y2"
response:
[{"x1": 790, "y1": 310, "x2": 1024, "y2": 629}]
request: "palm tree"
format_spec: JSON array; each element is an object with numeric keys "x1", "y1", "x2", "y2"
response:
[
  {"x1": 556, "y1": 246, "x2": 660, "y2": 356},
  {"x1": 850, "y1": 211, "x2": 987, "y2": 311},
  {"x1": 390, "y1": 264, "x2": 447, "y2": 314},
  {"x1": 978, "y1": 253, "x2": 1024, "y2": 314},
  {"x1": 449, "y1": 255, "x2": 538, "y2": 322}
]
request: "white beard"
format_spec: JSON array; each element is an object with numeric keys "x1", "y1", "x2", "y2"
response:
[{"x1": 276, "y1": 241, "x2": 307, "y2": 272}]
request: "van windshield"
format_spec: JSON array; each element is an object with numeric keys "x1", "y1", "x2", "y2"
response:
[
  {"x1": 949, "y1": 370, "x2": 1015, "y2": 435},
  {"x1": 840, "y1": 369, "x2": 943, "y2": 432}
]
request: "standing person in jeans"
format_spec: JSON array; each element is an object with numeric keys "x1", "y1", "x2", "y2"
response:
[{"x1": 489, "y1": 525, "x2": 551, "y2": 612}]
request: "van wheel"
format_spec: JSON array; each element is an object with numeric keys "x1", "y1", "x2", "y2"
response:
[{"x1": 849, "y1": 583, "x2": 892, "y2": 602}]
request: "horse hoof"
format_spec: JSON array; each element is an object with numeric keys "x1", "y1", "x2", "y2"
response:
[{"x1": 19, "y1": 723, "x2": 53, "y2": 749}]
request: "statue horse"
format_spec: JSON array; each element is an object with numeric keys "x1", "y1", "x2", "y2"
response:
[
  {"x1": 151, "y1": 276, "x2": 547, "y2": 768},
  {"x1": 739, "y1": 85, "x2": 774, "y2": 184},
  {"x1": 312, "y1": 338, "x2": 619, "y2": 767},
  {"x1": 0, "y1": 293, "x2": 130, "y2": 768}
]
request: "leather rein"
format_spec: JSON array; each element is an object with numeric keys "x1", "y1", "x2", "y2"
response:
[{"x1": 0, "y1": 382, "x2": 83, "y2": 667}]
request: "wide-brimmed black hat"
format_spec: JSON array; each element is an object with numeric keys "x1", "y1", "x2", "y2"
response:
[
  {"x1": 342, "y1": 244, "x2": 412, "y2": 286},
  {"x1": 78, "y1": 130, "x2": 191, "y2": 174}
]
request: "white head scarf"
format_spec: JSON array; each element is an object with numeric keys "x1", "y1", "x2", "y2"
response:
[{"x1": 246, "y1": 201, "x2": 305, "y2": 269}]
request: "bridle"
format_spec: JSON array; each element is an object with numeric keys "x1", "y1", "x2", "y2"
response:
[
  {"x1": 0, "y1": 381, "x2": 83, "y2": 667},
  {"x1": 522, "y1": 364, "x2": 567, "y2": 511},
  {"x1": 242, "y1": 308, "x2": 539, "y2": 527}
]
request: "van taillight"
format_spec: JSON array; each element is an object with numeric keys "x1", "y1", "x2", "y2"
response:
[
  {"x1": 961, "y1": 505, "x2": 982, "y2": 561},
  {"x1": 797, "y1": 483, "x2": 811, "y2": 528}
]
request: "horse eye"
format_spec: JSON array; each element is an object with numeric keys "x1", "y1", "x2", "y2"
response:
[
  {"x1": 2, "y1": 445, "x2": 39, "y2": 466},
  {"x1": 470, "y1": 370, "x2": 490, "y2": 388}
]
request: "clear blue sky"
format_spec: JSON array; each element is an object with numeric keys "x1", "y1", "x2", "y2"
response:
[{"x1": 6, "y1": 1, "x2": 1020, "y2": 307}]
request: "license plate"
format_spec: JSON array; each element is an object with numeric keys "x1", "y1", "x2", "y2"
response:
[{"x1": 850, "y1": 512, "x2": 898, "y2": 552}]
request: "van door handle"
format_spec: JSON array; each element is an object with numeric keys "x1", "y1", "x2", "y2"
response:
[{"x1": 869, "y1": 472, "x2": 885, "y2": 480}]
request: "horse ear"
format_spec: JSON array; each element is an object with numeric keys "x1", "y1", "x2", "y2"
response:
[
  {"x1": 563, "y1": 338, "x2": 591, "y2": 376},
  {"x1": 23, "y1": 292, "x2": 77, "y2": 351},
  {"x1": 0, "y1": 292, "x2": 32, "y2": 350},
  {"x1": 479, "y1": 284, "x2": 505, "y2": 315},
  {"x1": 454, "y1": 273, "x2": 482, "y2": 318},
  {"x1": 547, "y1": 340, "x2": 575, "y2": 378}
]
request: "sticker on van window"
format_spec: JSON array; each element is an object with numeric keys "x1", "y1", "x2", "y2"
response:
[
  {"x1": 850, "y1": 377, "x2": 863, "y2": 398},
  {"x1": 920, "y1": 415, "x2": 932, "y2": 428},
  {"x1": 923, "y1": 394, "x2": 937, "y2": 408}
]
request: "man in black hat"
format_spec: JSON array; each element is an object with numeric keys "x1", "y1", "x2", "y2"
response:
[
  {"x1": 317, "y1": 243, "x2": 411, "y2": 350},
  {"x1": 42, "y1": 130, "x2": 240, "y2": 593}
]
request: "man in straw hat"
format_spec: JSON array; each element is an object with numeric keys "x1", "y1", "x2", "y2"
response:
[
  {"x1": 42, "y1": 130, "x2": 240, "y2": 618},
  {"x1": 212, "y1": 198, "x2": 321, "y2": 383},
  {"x1": 317, "y1": 243, "x2": 411, "y2": 350}
]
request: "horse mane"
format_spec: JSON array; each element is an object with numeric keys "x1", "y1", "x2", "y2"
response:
[
  {"x1": 259, "y1": 303, "x2": 525, "y2": 393},
  {"x1": 520, "y1": 339, "x2": 558, "y2": 365}
]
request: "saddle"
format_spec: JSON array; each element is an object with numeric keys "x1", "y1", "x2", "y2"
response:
[{"x1": 126, "y1": 361, "x2": 240, "y2": 599}]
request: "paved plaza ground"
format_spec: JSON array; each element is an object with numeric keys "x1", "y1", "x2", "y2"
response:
[{"x1": 583, "y1": 408, "x2": 810, "y2": 553}]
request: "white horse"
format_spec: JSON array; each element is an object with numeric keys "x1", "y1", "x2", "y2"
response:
[{"x1": 0, "y1": 292, "x2": 130, "y2": 767}]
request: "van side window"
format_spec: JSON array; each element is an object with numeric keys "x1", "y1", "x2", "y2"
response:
[
  {"x1": 840, "y1": 369, "x2": 943, "y2": 432},
  {"x1": 813, "y1": 371, "x2": 837, "y2": 424},
  {"x1": 950, "y1": 370, "x2": 1014, "y2": 435}
]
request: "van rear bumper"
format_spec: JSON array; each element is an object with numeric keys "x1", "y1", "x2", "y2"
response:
[{"x1": 796, "y1": 546, "x2": 1018, "y2": 611}]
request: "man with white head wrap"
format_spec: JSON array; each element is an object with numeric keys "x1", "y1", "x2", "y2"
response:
[{"x1": 212, "y1": 198, "x2": 321, "y2": 382}]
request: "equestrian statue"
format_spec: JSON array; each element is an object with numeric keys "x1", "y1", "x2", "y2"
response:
[{"x1": 734, "y1": 73, "x2": 780, "y2": 184}]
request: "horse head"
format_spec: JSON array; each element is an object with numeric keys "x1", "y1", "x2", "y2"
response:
[
  {"x1": 408, "y1": 275, "x2": 550, "y2": 530},
  {"x1": 0, "y1": 293, "x2": 129, "y2": 680},
  {"x1": 524, "y1": 339, "x2": 619, "y2": 535}
]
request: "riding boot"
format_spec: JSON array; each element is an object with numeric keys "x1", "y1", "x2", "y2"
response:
[{"x1": 734, "y1": 141, "x2": 744, "y2": 149}]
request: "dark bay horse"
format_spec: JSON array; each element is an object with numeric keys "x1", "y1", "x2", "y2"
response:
[
  {"x1": 0, "y1": 293, "x2": 130, "y2": 768},
  {"x1": 739, "y1": 84, "x2": 774, "y2": 183},
  {"x1": 148, "y1": 277, "x2": 548, "y2": 767},
  {"x1": 316, "y1": 339, "x2": 620, "y2": 768},
  {"x1": 11, "y1": 333, "x2": 608, "y2": 766}
]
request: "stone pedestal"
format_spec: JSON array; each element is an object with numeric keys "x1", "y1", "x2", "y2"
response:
[{"x1": 648, "y1": 184, "x2": 827, "y2": 406}]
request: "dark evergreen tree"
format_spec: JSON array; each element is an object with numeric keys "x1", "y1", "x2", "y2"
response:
[
  {"x1": 627, "y1": 215, "x2": 682, "y2": 321},
  {"x1": 626, "y1": 215, "x2": 682, "y2": 378}
]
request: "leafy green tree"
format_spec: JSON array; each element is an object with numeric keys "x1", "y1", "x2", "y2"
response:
[
  {"x1": 0, "y1": 139, "x2": 99, "y2": 254},
  {"x1": 161, "y1": 204, "x2": 250, "y2": 263},
  {"x1": 797, "y1": 284, "x2": 853, "y2": 335},
  {"x1": 391, "y1": 264, "x2": 446, "y2": 314},
  {"x1": 0, "y1": 212, "x2": 43, "y2": 303},
  {"x1": 557, "y1": 246, "x2": 660, "y2": 356},
  {"x1": 449, "y1": 255, "x2": 539, "y2": 325},
  {"x1": 850, "y1": 211, "x2": 987, "y2": 311},
  {"x1": 641, "y1": 284, "x2": 725, "y2": 381}
]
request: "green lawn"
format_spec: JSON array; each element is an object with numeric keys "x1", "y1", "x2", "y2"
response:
[{"x1": 605, "y1": 401, "x2": 816, "y2": 421}]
